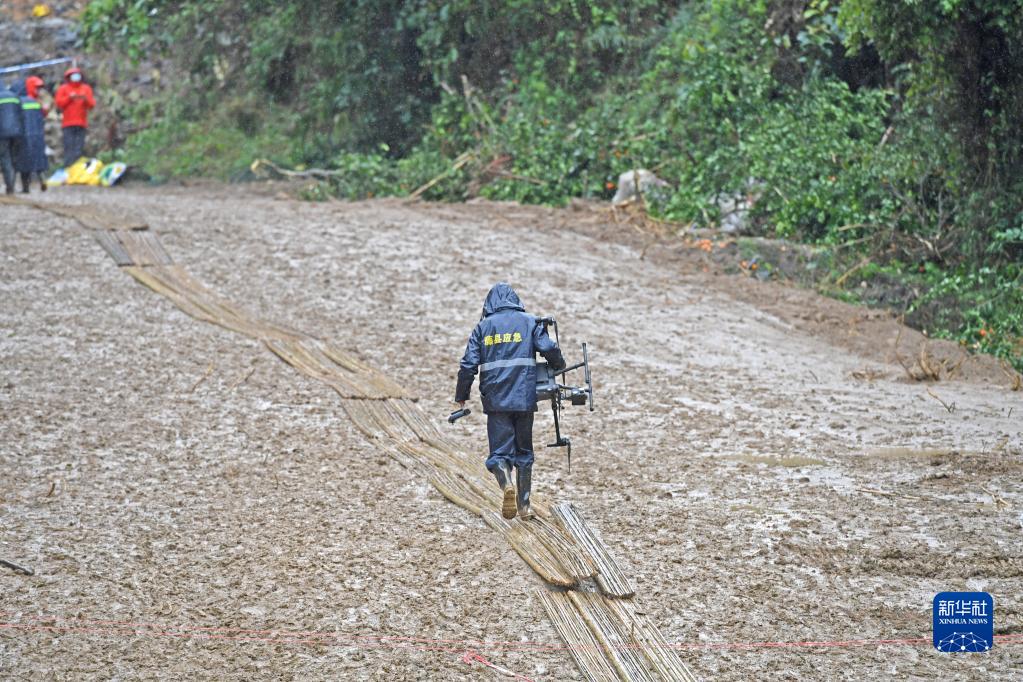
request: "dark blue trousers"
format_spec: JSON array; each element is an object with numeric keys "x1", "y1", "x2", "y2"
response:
[
  {"x1": 485, "y1": 411, "x2": 535, "y2": 472},
  {"x1": 62, "y1": 126, "x2": 86, "y2": 167},
  {"x1": 0, "y1": 138, "x2": 14, "y2": 192}
]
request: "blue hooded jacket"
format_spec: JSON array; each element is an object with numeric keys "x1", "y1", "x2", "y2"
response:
[
  {"x1": 11, "y1": 81, "x2": 47, "y2": 173},
  {"x1": 0, "y1": 84, "x2": 23, "y2": 139},
  {"x1": 456, "y1": 283, "x2": 565, "y2": 413}
]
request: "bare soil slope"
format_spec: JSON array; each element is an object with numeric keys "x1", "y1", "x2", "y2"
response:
[{"x1": 2, "y1": 186, "x2": 1022, "y2": 680}]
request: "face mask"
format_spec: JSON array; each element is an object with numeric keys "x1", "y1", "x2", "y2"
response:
[{"x1": 70, "y1": 73, "x2": 82, "y2": 83}]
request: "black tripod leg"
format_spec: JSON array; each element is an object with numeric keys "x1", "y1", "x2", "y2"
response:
[
  {"x1": 551, "y1": 399, "x2": 562, "y2": 444},
  {"x1": 551, "y1": 400, "x2": 572, "y2": 473}
]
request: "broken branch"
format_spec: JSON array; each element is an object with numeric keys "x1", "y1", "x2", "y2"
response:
[
  {"x1": 0, "y1": 558, "x2": 34, "y2": 575},
  {"x1": 925, "y1": 387, "x2": 955, "y2": 413},
  {"x1": 189, "y1": 362, "x2": 215, "y2": 393},
  {"x1": 407, "y1": 152, "x2": 474, "y2": 200}
]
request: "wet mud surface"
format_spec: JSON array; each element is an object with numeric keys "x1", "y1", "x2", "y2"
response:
[{"x1": 2, "y1": 186, "x2": 1022, "y2": 680}]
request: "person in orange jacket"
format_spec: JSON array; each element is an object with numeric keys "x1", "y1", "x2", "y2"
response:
[{"x1": 54, "y1": 67, "x2": 95, "y2": 167}]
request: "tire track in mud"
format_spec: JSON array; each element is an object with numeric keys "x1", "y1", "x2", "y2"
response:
[{"x1": 3, "y1": 196, "x2": 698, "y2": 682}]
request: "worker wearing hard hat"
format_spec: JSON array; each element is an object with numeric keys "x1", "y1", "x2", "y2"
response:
[
  {"x1": 24, "y1": 76, "x2": 51, "y2": 116},
  {"x1": 455, "y1": 283, "x2": 566, "y2": 519},
  {"x1": 54, "y1": 67, "x2": 95, "y2": 167},
  {"x1": 12, "y1": 80, "x2": 48, "y2": 192}
]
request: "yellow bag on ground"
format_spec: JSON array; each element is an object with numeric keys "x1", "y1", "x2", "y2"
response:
[{"x1": 65, "y1": 158, "x2": 105, "y2": 186}]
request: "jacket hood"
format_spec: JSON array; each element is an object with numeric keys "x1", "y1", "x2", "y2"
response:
[
  {"x1": 63, "y1": 67, "x2": 83, "y2": 82},
  {"x1": 25, "y1": 76, "x2": 43, "y2": 99},
  {"x1": 482, "y1": 282, "x2": 525, "y2": 318}
]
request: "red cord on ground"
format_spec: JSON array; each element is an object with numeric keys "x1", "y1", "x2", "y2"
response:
[
  {"x1": 2, "y1": 609, "x2": 1021, "y2": 657},
  {"x1": 461, "y1": 650, "x2": 536, "y2": 681}
]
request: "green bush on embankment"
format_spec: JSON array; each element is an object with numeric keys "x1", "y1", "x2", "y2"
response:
[{"x1": 83, "y1": 0, "x2": 1023, "y2": 371}]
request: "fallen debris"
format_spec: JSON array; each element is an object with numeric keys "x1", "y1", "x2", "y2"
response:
[
  {"x1": 188, "y1": 362, "x2": 215, "y2": 393},
  {"x1": 407, "y1": 152, "x2": 474, "y2": 200},
  {"x1": 981, "y1": 485, "x2": 1010, "y2": 509},
  {"x1": 611, "y1": 168, "x2": 669, "y2": 206},
  {"x1": 1, "y1": 558, "x2": 34, "y2": 575},
  {"x1": 925, "y1": 387, "x2": 956, "y2": 414},
  {"x1": 250, "y1": 158, "x2": 345, "y2": 181},
  {"x1": 1001, "y1": 360, "x2": 1022, "y2": 391},
  {"x1": 894, "y1": 324, "x2": 943, "y2": 381},
  {"x1": 850, "y1": 368, "x2": 886, "y2": 381}
]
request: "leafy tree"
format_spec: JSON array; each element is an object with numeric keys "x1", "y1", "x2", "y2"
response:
[
  {"x1": 83, "y1": 0, "x2": 671, "y2": 154},
  {"x1": 79, "y1": 0, "x2": 1023, "y2": 368},
  {"x1": 839, "y1": 0, "x2": 1023, "y2": 178}
]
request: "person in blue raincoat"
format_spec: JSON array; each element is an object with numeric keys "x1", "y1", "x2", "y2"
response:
[
  {"x1": 0, "y1": 82, "x2": 24, "y2": 195},
  {"x1": 455, "y1": 283, "x2": 565, "y2": 519},
  {"x1": 11, "y1": 80, "x2": 48, "y2": 193}
]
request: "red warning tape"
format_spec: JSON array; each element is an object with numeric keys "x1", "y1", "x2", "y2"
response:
[{"x1": 1, "y1": 610, "x2": 1020, "y2": 657}]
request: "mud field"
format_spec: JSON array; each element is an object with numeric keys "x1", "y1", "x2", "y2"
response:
[{"x1": 2, "y1": 185, "x2": 1022, "y2": 680}]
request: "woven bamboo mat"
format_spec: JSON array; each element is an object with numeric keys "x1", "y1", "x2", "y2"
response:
[
  {"x1": 14, "y1": 198, "x2": 698, "y2": 681},
  {"x1": 538, "y1": 590, "x2": 699, "y2": 681}
]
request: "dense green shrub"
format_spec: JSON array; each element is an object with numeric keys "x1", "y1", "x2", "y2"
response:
[
  {"x1": 912, "y1": 263, "x2": 1023, "y2": 366},
  {"x1": 82, "y1": 0, "x2": 1023, "y2": 369}
]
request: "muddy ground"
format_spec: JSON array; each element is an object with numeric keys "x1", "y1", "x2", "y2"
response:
[{"x1": 2, "y1": 185, "x2": 1022, "y2": 680}]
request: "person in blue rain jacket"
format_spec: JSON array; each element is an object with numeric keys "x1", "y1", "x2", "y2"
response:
[
  {"x1": 455, "y1": 282, "x2": 565, "y2": 519},
  {"x1": 0, "y1": 82, "x2": 24, "y2": 195},
  {"x1": 11, "y1": 80, "x2": 48, "y2": 193}
]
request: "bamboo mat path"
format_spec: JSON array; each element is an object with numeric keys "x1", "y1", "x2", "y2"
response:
[{"x1": 6, "y1": 197, "x2": 698, "y2": 681}]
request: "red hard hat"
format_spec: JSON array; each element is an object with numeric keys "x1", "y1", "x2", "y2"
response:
[{"x1": 25, "y1": 75, "x2": 44, "y2": 98}]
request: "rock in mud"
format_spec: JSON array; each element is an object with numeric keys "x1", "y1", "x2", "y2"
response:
[{"x1": 611, "y1": 168, "x2": 670, "y2": 206}]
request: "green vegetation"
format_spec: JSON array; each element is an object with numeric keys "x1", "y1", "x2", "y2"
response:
[{"x1": 83, "y1": 0, "x2": 1023, "y2": 370}]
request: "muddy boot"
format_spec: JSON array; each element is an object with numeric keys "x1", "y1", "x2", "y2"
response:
[
  {"x1": 39, "y1": 180, "x2": 46, "y2": 192},
  {"x1": 516, "y1": 465, "x2": 532, "y2": 519},
  {"x1": 493, "y1": 462, "x2": 517, "y2": 520}
]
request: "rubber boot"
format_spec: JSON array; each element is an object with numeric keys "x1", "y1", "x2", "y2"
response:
[
  {"x1": 516, "y1": 465, "x2": 532, "y2": 519},
  {"x1": 493, "y1": 462, "x2": 517, "y2": 520}
]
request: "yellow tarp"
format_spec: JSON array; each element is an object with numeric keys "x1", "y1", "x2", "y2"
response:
[{"x1": 48, "y1": 160, "x2": 127, "y2": 187}]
